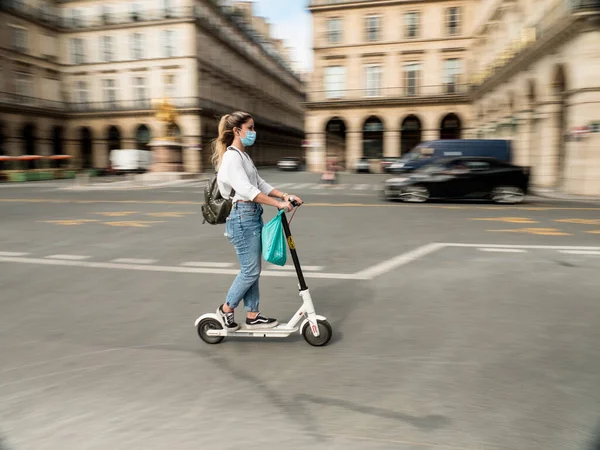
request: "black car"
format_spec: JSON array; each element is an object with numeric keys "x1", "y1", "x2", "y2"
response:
[{"x1": 383, "y1": 157, "x2": 530, "y2": 204}]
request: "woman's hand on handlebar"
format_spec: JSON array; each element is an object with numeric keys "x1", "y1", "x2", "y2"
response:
[
  {"x1": 287, "y1": 194, "x2": 303, "y2": 207},
  {"x1": 277, "y1": 200, "x2": 293, "y2": 212}
]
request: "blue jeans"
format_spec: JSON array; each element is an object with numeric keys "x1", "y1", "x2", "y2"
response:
[{"x1": 224, "y1": 202, "x2": 264, "y2": 312}]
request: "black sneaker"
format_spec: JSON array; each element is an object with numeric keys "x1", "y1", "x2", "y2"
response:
[
  {"x1": 217, "y1": 304, "x2": 239, "y2": 331},
  {"x1": 246, "y1": 313, "x2": 278, "y2": 329}
]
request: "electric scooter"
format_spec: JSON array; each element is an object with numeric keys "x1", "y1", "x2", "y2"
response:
[{"x1": 195, "y1": 198, "x2": 333, "y2": 347}]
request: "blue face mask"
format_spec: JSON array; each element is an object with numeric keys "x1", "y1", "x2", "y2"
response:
[{"x1": 240, "y1": 130, "x2": 256, "y2": 147}]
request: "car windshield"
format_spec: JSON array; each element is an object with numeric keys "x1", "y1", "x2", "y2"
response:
[
  {"x1": 401, "y1": 150, "x2": 433, "y2": 162},
  {"x1": 415, "y1": 162, "x2": 448, "y2": 174}
]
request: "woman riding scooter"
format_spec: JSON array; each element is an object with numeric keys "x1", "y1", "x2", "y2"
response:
[{"x1": 212, "y1": 111, "x2": 303, "y2": 331}]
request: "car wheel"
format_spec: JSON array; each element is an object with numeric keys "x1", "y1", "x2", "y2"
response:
[
  {"x1": 402, "y1": 185, "x2": 429, "y2": 203},
  {"x1": 491, "y1": 186, "x2": 525, "y2": 204}
]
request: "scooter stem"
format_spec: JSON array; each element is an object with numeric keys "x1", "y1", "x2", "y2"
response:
[{"x1": 280, "y1": 208, "x2": 308, "y2": 291}]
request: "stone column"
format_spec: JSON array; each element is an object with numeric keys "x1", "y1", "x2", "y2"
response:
[
  {"x1": 346, "y1": 127, "x2": 362, "y2": 172},
  {"x1": 305, "y1": 131, "x2": 326, "y2": 173},
  {"x1": 535, "y1": 102, "x2": 562, "y2": 188},
  {"x1": 383, "y1": 129, "x2": 400, "y2": 158}
]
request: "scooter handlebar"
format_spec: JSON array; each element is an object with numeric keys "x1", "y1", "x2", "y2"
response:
[{"x1": 289, "y1": 196, "x2": 301, "y2": 208}]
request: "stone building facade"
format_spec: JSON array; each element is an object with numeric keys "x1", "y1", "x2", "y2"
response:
[{"x1": 0, "y1": 0, "x2": 305, "y2": 173}]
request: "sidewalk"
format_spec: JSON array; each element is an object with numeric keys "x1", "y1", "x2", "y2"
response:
[{"x1": 530, "y1": 187, "x2": 600, "y2": 203}]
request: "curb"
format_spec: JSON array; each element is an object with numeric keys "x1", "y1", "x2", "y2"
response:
[{"x1": 530, "y1": 188, "x2": 600, "y2": 203}]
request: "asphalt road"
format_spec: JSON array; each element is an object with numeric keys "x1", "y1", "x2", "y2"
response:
[{"x1": 1, "y1": 170, "x2": 600, "y2": 450}]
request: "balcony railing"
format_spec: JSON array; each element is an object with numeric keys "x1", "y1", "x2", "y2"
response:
[
  {"x1": 0, "y1": 92, "x2": 65, "y2": 110},
  {"x1": 69, "y1": 97, "x2": 200, "y2": 112},
  {"x1": 309, "y1": 0, "x2": 365, "y2": 7},
  {"x1": 62, "y1": 7, "x2": 194, "y2": 30},
  {"x1": 0, "y1": 93, "x2": 200, "y2": 112},
  {"x1": 306, "y1": 84, "x2": 470, "y2": 103},
  {"x1": 0, "y1": 2, "x2": 194, "y2": 29}
]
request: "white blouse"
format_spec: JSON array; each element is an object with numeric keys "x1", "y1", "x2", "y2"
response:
[{"x1": 217, "y1": 146, "x2": 274, "y2": 202}]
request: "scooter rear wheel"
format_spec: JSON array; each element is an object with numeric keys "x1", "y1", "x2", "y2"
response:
[
  {"x1": 302, "y1": 319, "x2": 332, "y2": 347},
  {"x1": 197, "y1": 318, "x2": 225, "y2": 344}
]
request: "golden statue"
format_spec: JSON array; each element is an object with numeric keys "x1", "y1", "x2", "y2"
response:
[{"x1": 153, "y1": 74, "x2": 180, "y2": 141}]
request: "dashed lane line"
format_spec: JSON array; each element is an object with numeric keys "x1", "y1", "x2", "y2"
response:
[
  {"x1": 478, "y1": 248, "x2": 528, "y2": 253},
  {"x1": 45, "y1": 254, "x2": 90, "y2": 261},
  {"x1": 180, "y1": 262, "x2": 235, "y2": 268},
  {"x1": 558, "y1": 250, "x2": 600, "y2": 255},
  {"x1": 0, "y1": 251, "x2": 30, "y2": 257},
  {"x1": 111, "y1": 258, "x2": 157, "y2": 264}
]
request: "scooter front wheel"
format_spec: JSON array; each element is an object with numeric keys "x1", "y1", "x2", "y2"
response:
[
  {"x1": 197, "y1": 318, "x2": 225, "y2": 344},
  {"x1": 302, "y1": 319, "x2": 332, "y2": 347}
]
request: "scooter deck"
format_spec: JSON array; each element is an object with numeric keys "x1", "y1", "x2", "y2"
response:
[
  {"x1": 205, "y1": 323, "x2": 300, "y2": 338},
  {"x1": 233, "y1": 323, "x2": 298, "y2": 334}
]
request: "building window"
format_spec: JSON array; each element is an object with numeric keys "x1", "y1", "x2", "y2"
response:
[
  {"x1": 163, "y1": 30, "x2": 176, "y2": 57},
  {"x1": 327, "y1": 18, "x2": 342, "y2": 44},
  {"x1": 10, "y1": 26, "x2": 28, "y2": 52},
  {"x1": 131, "y1": 3, "x2": 143, "y2": 21},
  {"x1": 405, "y1": 12, "x2": 420, "y2": 39},
  {"x1": 164, "y1": 74, "x2": 177, "y2": 98},
  {"x1": 324, "y1": 66, "x2": 345, "y2": 99},
  {"x1": 102, "y1": 79, "x2": 117, "y2": 108},
  {"x1": 446, "y1": 7, "x2": 461, "y2": 36},
  {"x1": 71, "y1": 38, "x2": 85, "y2": 64},
  {"x1": 162, "y1": 0, "x2": 174, "y2": 18},
  {"x1": 76, "y1": 80, "x2": 89, "y2": 105},
  {"x1": 15, "y1": 72, "x2": 33, "y2": 103},
  {"x1": 365, "y1": 65, "x2": 382, "y2": 97},
  {"x1": 443, "y1": 58, "x2": 462, "y2": 93},
  {"x1": 101, "y1": 36, "x2": 115, "y2": 62},
  {"x1": 71, "y1": 8, "x2": 84, "y2": 27},
  {"x1": 101, "y1": 5, "x2": 113, "y2": 24},
  {"x1": 404, "y1": 62, "x2": 421, "y2": 96},
  {"x1": 131, "y1": 33, "x2": 144, "y2": 59},
  {"x1": 133, "y1": 77, "x2": 148, "y2": 107},
  {"x1": 365, "y1": 15, "x2": 381, "y2": 42}
]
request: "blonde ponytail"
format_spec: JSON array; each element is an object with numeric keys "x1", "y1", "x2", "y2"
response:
[{"x1": 211, "y1": 111, "x2": 253, "y2": 169}]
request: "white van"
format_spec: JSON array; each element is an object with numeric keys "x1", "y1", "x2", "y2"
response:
[{"x1": 109, "y1": 149, "x2": 152, "y2": 173}]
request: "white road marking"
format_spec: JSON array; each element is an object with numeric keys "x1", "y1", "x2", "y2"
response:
[
  {"x1": 293, "y1": 183, "x2": 313, "y2": 189},
  {"x1": 354, "y1": 243, "x2": 445, "y2": 279},
  {"x1": 267, "y1": 265, "x2": 324, "y2": 272},
  {"x1": 0, "y1": 251, "x2": 30, "y2": 257},
  {"x1": 478, "y1": 248, "x2": 528, "y2": 253},
  {"x1": 181, "y1": 262, "x2": 235, "y2": 268},
  {"x1": 274, "y1": 183, "x2": 294, "y2": 189},
  {"x1": 111, "y1": 258, "x2": 157, "y2": 264},
  {"x1": 353, "y1": 184, "x2": 371, "y2": 190},
  {"x1": 45, "y1": 254, "x2": 90, "y2": 261},
  {"x1": 443, "y1": 243, "x2": 600, "y2": 250},
  {"x1": 0, "y1": 256, "x2": 361, "y2": 280},
  {"x1": 558, "y1": 250, "x2": 600, "y2": 255}
]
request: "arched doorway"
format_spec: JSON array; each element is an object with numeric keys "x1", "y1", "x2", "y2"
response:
[
  {"x1": 440, "y1": 113, "x2": 461, "y2": 139},
  {"x1": 21, "y1": 123, "x2": 36, "y2": 169},
  {"x1": 400, "y1": 115, "x2": 422, "y2": 155},
  {"x1": 107, "y1": 126, "x2": 121, "y2": 151},
  {"x1": 325, "y1": 117, "x2": 347, "y2": 168},
  {"x1": 135, "y1": 125, "x2": 151, "y2": 150},
  {"x1": 362, "y1": 116, "x2": 384, "y2": 159},
  {"x1": 80, "y1": 127, "x2": 93, "y2": 169},
  {"x1": 553, "y1": 65, "x2": 567, "y2": 188},
  {"x1": 52, "y1": 126, "x2": 64, "y2": 168}
]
